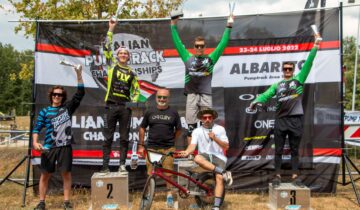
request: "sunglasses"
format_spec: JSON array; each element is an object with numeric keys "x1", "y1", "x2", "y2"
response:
[
  {"x1": 52, "y1": 93, "x2": 64, "y2": 97},
  {"x1": 194, "y1": 44, "x2": 205, "y2": 49},
  {"x1": 157, "y1": 95, "x2": 168, "y2": 99},
  {"x1": 283, "y1": 67, "x2": 294, "y2": 72},
  {"x1": 202, "y1": 116, "x2": 213, "y2": 120}
]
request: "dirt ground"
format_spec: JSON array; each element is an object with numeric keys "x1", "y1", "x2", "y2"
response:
[{"x1": 1, "y1": 148, "x2": 360, "y2": 210}]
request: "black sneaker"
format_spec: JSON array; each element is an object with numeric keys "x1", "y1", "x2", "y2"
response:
[
  {"x1": 292, "y1": 177, "x2": 305, "y2": 188},
  {"x1": 34, "y1": 202, "x2": 45, "y2": 210},
  {"x1": 98, "y1": 167, "x2": 110, "y2": 175},
  {"x1": 63, "y1": 201, "x2": 73, "y2": 210},
  {"x1": 271, "y1": 176, "x2": 281, "y2": 188}
]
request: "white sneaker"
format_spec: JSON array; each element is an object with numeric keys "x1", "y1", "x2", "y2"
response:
[
  {"x1": 118, "y1": 165, "x2": 128, "y2": 175},
  {"x1": 223, "y1": 171, "x2": 233, "y2": 186}
]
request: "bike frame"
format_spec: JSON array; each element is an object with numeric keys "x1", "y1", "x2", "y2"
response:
[{"x1": 151, "y1": 163, "x2": 214, "y2": 197}]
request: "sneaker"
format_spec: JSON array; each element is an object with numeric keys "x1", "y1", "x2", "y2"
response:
[
  {"x1": 211, "y1": 206, "x2": 220, "y2": 210},
  {"x1": 272, "y1": 176, "x2": 281, "y2": 188},
  {"x1": 118, "y1": 164, "x2": 128, "y2": 175},
  {"x1": 222, "y1": 171, "x2": 233, "y2": 186},
  {"x1": 34, "y1": 202, "x2": 45, "y2": 210},
  {"x1": 98, "y1": 167, "x2": 110, "y2": 175},
  {"x1": 166, "y1": 194, "x2": 174, "y2": 208},
  {"x1": 63, "y1": 201, "x2": 73, "y2": 210},
  {"x1": 292, "y1": 177, "x2": 305, "y2": 188}
]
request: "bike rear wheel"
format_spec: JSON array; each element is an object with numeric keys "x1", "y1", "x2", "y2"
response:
[
  {"x1": 139, "y1": 176, "x2": 156, "y2": 210},
  {"x1": 195, "y1": 173, "x2": 226, "y2": 208}
]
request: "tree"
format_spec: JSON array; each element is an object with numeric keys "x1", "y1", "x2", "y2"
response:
[
  {"x1": 343, "y1": 36, "x2": 360, "y2": 110},
  {"x1": 5, "y1": 0, "x2": 184, "y2": 38},
  {"x1": 0, "y1": 44, "x2": 33, "y2": 115}
]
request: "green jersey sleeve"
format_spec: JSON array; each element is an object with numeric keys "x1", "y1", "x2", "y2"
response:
[
  {"x1": 171, "y1": 25, "x2": 192, "y2": 62},
  {"x1": 209, "y1": 27, "x2": 231, "y2": 63},
  {"x1": 294, "y1": 47, "x2": 318, "y2": 84},
  {"x1": 253, "y1": 82, "x2": 278, "y2": 104}
]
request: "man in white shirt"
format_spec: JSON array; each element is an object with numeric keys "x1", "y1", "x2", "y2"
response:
[{"x1": 179, "y1": 108, "x2": 232, "y2": 210}]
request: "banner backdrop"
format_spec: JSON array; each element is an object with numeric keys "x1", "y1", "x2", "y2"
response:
[{"x1": 32, "y1": 8, "x2": 341, "y2": 193}]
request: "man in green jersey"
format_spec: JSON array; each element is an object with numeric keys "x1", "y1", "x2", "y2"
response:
[
  {"x1": 100, "y1": 18, "x2": 140, "y2": 175},
  {"x1": 170, "y1": 15, "x2": 234, "y2": 143},
  {"x1": 249, "y1": 33, "x2": 322, "y2": 188}
]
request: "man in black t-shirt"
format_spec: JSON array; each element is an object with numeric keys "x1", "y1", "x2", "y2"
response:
[{"x1": 138, "y1": 88, "x2": 182, "y2": 208}]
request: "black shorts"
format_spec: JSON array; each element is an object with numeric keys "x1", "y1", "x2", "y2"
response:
[{"x1": 40, "y1": 145, "x2": 72, "y2": 173}]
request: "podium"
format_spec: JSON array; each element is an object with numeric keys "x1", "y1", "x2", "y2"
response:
[
  {"x1": 91, "y1": 172, "x2": 129, "y2": 210},
  {"x1": 269, "y1": 183, "x2": 310, "y2": 210}
]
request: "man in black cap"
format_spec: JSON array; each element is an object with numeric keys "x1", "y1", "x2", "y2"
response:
[{"x1": 179, "y1": 108, "x2": 232, "y2": 210}]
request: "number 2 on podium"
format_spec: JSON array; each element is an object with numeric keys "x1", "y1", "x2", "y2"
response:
[
  {"x1": 290, "y1": 190, "x2": 296, "y2": 204},
  {"x1": 107, "y1": 183, "x2": 113, "y2": 199}
]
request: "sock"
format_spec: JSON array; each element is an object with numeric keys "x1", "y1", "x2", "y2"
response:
[
  {"x1": 214, "y1": 197, "x2": 222, "y2": 207},
  {"x1": 64, "y1": 200, "x2": 70, "y2": 204},
  {"x1": 214, "y1": 166, "x2": 224, "y2": 174},
  {"x1": 39, "y1": 200, "x2": 45, "y2": 204}
]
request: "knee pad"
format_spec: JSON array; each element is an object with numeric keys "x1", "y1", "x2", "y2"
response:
[{"x1": 187, "y1": 123, "x2": 197, "y2": 137}]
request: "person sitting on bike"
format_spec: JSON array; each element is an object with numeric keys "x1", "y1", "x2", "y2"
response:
[
  {"x1": 138, "y1": 88, "x2": 182, "y2": 208},
  {"x1": 179, "y1": 108, "x2": 232, "y2": 210}
]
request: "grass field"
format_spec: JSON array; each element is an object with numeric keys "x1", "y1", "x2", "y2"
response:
[{"x1": 1, "y1": 147, "x2": 360, "y2": 210}]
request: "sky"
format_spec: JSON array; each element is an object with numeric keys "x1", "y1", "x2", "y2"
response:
[{"x1": 1, "y1": 0, "x2": 360, "y2": 51}]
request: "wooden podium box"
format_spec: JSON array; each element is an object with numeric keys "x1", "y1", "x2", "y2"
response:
[
  {"x1": 269, "y1": 183, "x2": 310, "y2": 210},
  {"x1": 91, "y1": 172, "x2": 129, "y2": 210}
]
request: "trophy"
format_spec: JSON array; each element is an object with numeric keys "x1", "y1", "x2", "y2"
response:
[
  {"x1": 59, "y1": 59, "x2": 81, "y2": 71},
  {"x1": 111, "y1": 0, "x2": 124, "y2": 22},
  {"x1": 170, "y1": 8, "x2": 183, "y2": 20},
  {"x1": 311, "y1": 24, "x2": 323, "y2": 42},
  {"x1": 130, "y1": 141, "x2": 139, "y2": 170},
  {"x1": 228, "y1": 1, "x2": 236, "y2": 24}
]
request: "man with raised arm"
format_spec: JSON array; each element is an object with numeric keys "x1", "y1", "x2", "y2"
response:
[
  {"x1": 100, "y1": 18, "x2": 140, "y2": 175},
  {"x1": 179, "y1": 108, "x2": 232, "y2": 210},
  {"x1": 170, "y1": 14, "x2": 234, "y2": 143},
  {"x1": 33, "y1": 66, "x2": 84, "y2": 210},
  {"x1": 248, "y1": 33, "x2": 322, "y2": 188}
]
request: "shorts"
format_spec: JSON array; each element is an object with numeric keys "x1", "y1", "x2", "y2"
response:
[
  {"x1": 146, "y1": 147, "x2": 175, "y2": 176},
  {"x1": 40, "y1": 145, "x2": 72, "y2": 173},
  {"x1": 186, "y1": 93, "x2": 212, "y2": 124},
  {"x1": 198, "y1": 153, "x2": 226, "y2": 170}
]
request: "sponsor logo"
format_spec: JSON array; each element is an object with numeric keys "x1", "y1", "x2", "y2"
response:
[
  {"x1": 254, "y1": 120, "x2": 275, "y2": 129},
  {"x1": 243, "y1": 136, "x2": 268, "y2": 141},
  {"x1": 245, "y1": 106, "x2": 277, "y2": 114},
  {"x1": 245, "y1": 145, "x2": 263, "y2": 151},
  {"x1": 241, "y1": 155, "x2": 261, "y2": 160},
  {"x1": 229, "y1": 60, "x2": 305, "y2": 75},
  {"x1": 86, "y1": 33, "x2": 165, "y2": 91}
]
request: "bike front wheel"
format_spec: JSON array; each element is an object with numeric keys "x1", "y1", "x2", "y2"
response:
[{"x1": 139, "y1": 176, "x2": 156, "y2": 210}]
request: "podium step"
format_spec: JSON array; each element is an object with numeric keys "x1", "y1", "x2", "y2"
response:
[
  {"x1": 269, "y1": 182, "x2": 311, "y2": 210},
  {"x1": 91, "y1": 172, "x2": 129, "y2": 209}
]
